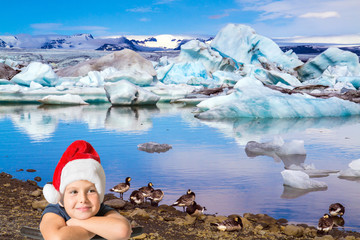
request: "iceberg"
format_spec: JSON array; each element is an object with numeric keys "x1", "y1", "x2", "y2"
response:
[
  {"x1": 210, "y1": 24, "x2": 303, "y2": 71},
  {"x1": 104, "y1": 80, "x2": 160, "y2": 105},
  {"x1": 195, "y1": 77, "x2": 360, "y2": 119},
  {"x1": 38, "y1": 94, "x2": 89, "y2": 105},
  {"x1": 338, "y1": 159, "x2": 360, "y2": 178},
  {"x1": 297, "y1": 47, "x2": 360, "y2": 81},
  {"x1": 11, "y1": 62, "x2": 58, "y2": 87},
  {"x1": 56, "y1": 49, "x2": 157, "y2": 86},
  {"x1": 281, "y1": 170, "x2": 327, "y2": 189}
]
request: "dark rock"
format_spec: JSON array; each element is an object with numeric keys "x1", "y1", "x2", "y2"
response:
[
  {"x1": 26, "y1": 169, "x2": 36, "y2": 172},
  {"x1": 34, "y1": 176, "x2": 41, "y2": 182},
  {"x1": 0, "y1": 62, "x2": 19, "y2": 80},
  {"x1": 104, "y1": 198, "x2": 126, "y2": 209},
  {"x1": 27, "y1": 180, "x2": 37, "y2": 186}
]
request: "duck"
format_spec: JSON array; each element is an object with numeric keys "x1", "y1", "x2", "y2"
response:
[
  {"x1": 210, "y1": 216, "x2": 243, "y2": 232},
  {"x1": 329, "y1": 203, "x2": 345, "y2": 216},
  {"x1": 331, "y1": 216, "x2": 345, "y2": 227},
  {"x1": 186, "y1": 201, "x2": 206, "y2": 217},
  {"x1": 129, "y1": 190, "x2": 145, "y2": 205},
  {"x1": 317, "y1": 214, "x2": 334, "y2": 233},
  {"x1": 138, "y1": 182, "x2": 154, "y2": 200},
  {"x1": 172, "y1": 189, "x2": 195, "y2": 212},
  {"x1": 110, "y1": 177, "x2": 131, "y2": 199},
  {"x1": 148, "y1": 189, "x2": 164, "y2": 206}
]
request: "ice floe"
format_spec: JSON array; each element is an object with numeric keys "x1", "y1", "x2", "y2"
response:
[
  {"x1": 104, "y1": 80, "x2": 160, "y2": 105},
  {"x1": 38, "y1": 94, "x2": 89, "y2": 105},
  {"x1": 281, "y1": 170, "x2": 328, "y2": 190},
  {"x1": 338, "y1": 159, "x2": 360, "y2": 178}
]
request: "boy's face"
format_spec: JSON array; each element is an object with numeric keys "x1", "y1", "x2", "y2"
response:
[{"x1": 63, "y1": 180, "x2": 100, "y2": 220}]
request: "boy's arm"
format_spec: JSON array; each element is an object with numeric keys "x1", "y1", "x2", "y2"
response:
[
  {"x1": 40, "y1": 212, "x2": 95, "y2": 240},
  {"x1": 66, "y1": 210, "x2": 132, "y2": 240}
]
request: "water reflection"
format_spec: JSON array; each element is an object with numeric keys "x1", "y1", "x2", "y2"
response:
[
  {"x1": 198, "y1": 116, "x2": 360, "y2": 145},
  {"x1": 105, "y1": 106, "x2": 159, "y2": 133},
  {"x1": 281, "y1": 185, "x2": 327, "y2": 199}
]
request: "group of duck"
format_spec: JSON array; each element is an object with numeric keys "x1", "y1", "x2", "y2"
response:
[
  {"x1": 110, "y1": 177, "x2": 242, "y2": 231},
  {"x1": 110, "y1": 177, "x2": 346, "y2": 233},
  {"x1": 317, "y1": 203, "x2": 345, "y2": 234}
]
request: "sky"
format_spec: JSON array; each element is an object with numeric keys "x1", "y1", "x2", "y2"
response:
[{"x1": 1, "y1": 0, "x2": 359, "y2": 39}]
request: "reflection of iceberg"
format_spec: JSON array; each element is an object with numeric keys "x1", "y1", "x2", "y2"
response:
[
  {"x1": 198, "y1": 116, "x2": 360, "y2": 145},
  {"x1": 10, "y1": 107, "x2": 58, "y2": 142},
  {"x1": 281, "y1": 185, "x2": 327, "y2": 199},
  {"x1": 104, "y1": 106, "x2": 159, "y2": 133}
]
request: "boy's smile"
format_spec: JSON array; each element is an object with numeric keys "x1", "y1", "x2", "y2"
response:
[{"x1": 63, "y1": 180, "x2": 100, "y2": 220}]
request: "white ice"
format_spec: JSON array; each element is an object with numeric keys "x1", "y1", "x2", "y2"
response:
[
  {"x1": 104, "y1": 80, "x2": 160, "y2": 105},
  {"x1": 38, "y1": 94, "x2": 89, "y2": 105},
  {"x1": 210, "y1": 23, "x2": 303, "y2": 71},
  {"x1": 195, "y1": 77, "x2": 360, "y2": 119},
  {"x1": 11, "y1": 62, "x2": 58, "y2": 87},
  {"x1": 338, "y1": 158, "x2": 360, "y2": 178},
  {"x1": 281, "y1": 170, "x2": 328, "y2": 189}
]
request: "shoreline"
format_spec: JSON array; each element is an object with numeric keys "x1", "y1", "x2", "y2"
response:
[{"x1": 1, "y1": 172, "x2": 360, "y2": 240}]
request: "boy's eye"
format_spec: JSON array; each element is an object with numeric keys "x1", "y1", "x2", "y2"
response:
[
  {"x1": 70, "y1": 190, "x2": 78, "y2": 194},
  {"x1": 89, "y1": 189, "x2": 97, "y2": 193}
]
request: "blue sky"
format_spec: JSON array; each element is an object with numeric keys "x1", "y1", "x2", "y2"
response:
[{"x1": 1, "y1": 0, "x2": 359, "y2": 38}]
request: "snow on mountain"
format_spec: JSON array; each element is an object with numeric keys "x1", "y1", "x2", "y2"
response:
[{"x1": 0, "y1": 33, "x2": 208, "y2": 51}]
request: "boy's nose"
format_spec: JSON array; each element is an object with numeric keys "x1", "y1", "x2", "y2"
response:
[{"x1": 78, "y1": 192, "x2": 88, "y2": 203}]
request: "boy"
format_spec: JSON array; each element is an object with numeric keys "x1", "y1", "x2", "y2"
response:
[{"x1": 40, "y1": 140, "x2": 132, "y2": 240}]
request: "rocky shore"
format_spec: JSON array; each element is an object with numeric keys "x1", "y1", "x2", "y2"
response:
[{"x1": 1, "y1": 172, "x2": 360, "y2": 240}]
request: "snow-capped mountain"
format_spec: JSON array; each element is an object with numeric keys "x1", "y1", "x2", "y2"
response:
[{"x1": 0, "y1": 33, "x2": 209, "y2": 51}]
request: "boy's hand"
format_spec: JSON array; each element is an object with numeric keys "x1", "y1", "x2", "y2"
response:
[{"x1": 66, "y1": 218, "x2": 78, "y2": 226}]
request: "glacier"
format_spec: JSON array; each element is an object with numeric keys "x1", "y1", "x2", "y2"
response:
[{"x1": 1, "y1": 23, "x2": 360, "y2": 117}]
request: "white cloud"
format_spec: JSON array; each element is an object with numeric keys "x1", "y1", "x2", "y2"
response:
[
  {"x1": 234, "y1": 0, "x2": 360, "y2": 37},
  {"x1": 139, "y1": 18, "x2": 151, "y2": 22},
  {"x1": 209, "y1": 9, "x2": 239, "y2": 20},
  {"x1": 299, "y1": 11, "x2": 340, "y2": 19},
  {"x1": 126, "y1": 7, "x2": 153, "y2": 13}
]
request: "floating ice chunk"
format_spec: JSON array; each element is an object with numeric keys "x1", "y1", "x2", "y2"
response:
[
  {"x1": 210, "y1": 24, "x2": 303, "y2": 70},
  {"x1": 195, "y1": 77, "x2": 360, "y2": 119},
  {"x1": 349, "y1": 159, "x2": 360, "y2": 170},
  {"x1": 281, "y1": 170, "x2": 327, "y2": 189},
  {"x1": 297, "y1": 47, "x2": 360, "y2": 81},
  {"x1": 104, "y1": 80, "x2": 160, "y2": 105},
  {"x1": 38, "y1": 94, "x2": 89, "y2": 105},
  {"x1": 149, "y1": 82, "x2": 203, "y2": 102},
  {"x1": 137, "y1": 142, "x2": 172, "y2": 153},
  {"x1": 11, "y1": 62, "x2": 58, "y2": 87},
  {"x1": 245, "y1": 136, "x2": 306, "y2": 164}
]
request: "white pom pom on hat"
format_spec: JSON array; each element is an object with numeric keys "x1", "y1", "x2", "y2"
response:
[{"x1": 43, "y1": 140, "x2": 106, "y2": 204}]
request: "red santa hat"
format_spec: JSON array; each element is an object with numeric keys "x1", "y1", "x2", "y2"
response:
[{"x1": 43, "y1": 140, "x2": 106, "y2": 204}]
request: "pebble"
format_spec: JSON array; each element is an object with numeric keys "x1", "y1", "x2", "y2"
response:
[
  {"x1": 30, "y1": 189, "x2": 42, "y2": 197},
  {"x1": 26, "y1": 169, "x2": 36, "y2": 172},
  {"x1": 32, "y1": 200, "x2": 49, "y2": 210},
  {"x1": 283, "y1": 225, "x2": 304, "y2": 237},
  {"x1": 104, "y1": 198, "x2": 126, "y2": 209},
  {"x1": 34, "y1": 176, "x2": 41, "y2": 182}
]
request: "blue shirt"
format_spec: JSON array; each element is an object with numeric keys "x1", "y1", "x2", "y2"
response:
[{"x1": 41, "y1": 203, "x2": 114, "y2": 222}]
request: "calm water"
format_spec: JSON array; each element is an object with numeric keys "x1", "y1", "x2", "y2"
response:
[{"x1": 1, "y1": 103, "x2": 360, "y2": 230}]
